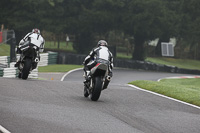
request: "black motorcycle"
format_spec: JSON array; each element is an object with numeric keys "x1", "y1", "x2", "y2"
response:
[
  {"x1": 16, "y1": 41, "x2": 40, "y2": 80},
  {"x1": 84, "y1": 59, "x2": 111, "y2": 101}
]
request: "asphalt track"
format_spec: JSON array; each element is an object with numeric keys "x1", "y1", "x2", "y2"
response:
[{"x1": 0, "y1": 68, "x2": 200, "y2": 133}]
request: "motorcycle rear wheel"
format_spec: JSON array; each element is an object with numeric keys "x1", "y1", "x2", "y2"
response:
[
  {"x1": 90, "y1": 76, "x2": 102, "y2": 101},
  {"x1": 22, "y1": 58, "x2": 32, "y2": 80}
]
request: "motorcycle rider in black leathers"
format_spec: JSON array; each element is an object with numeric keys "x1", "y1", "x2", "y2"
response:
[{"x1": 83, "y1": 40, "x2": 114, "y2": 88}]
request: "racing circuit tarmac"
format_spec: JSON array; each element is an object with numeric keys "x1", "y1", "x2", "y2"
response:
[{"x1": 0, "y1": 68, "x2": 200, "y2": 133}]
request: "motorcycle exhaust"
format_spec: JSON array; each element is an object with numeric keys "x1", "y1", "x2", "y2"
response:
[
  {"x1": 106, "y1": 76, "x2": 111, "y2": 81},
  {"x1": 35, "y1": 58, "x2": 39, "y2": 63}
]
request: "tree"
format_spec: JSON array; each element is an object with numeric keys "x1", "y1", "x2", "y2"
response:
[
  {"x1": 0, "y1": 0, "x2": 65, "y2": 43},
  {"x1": 0, "y1": 0, "x2": 37, "y2": 43},
  {"x1": 122, "y1": 0, "x2": 167, "y2": 60},
  {"x1": 2, "y1": 0, "x2": 199, "y2": 60},
  {"x1": 155, "y1": 0, "x2": 181, "y2": 56},
  {"x1": 65, "y1": 0, "x2": 122, "y2": 54},
  {"x1": 180, "y1": 0, "x2": 200, "y2": 59}
]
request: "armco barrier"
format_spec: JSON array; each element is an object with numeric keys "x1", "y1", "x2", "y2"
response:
[
  {"x1": 0, "y1": 68, "x2": 3, "y2": 76},
  {"x1": 0, "y1": 56, "x2": 10, "y2": 67},
  {"x1": 48, "y1": 52, "x2": 58, "y2": 64},
  {"x1": 1, "y1": 63, "x2": 38, "y2": 78},
  {"x1": 38, "y1": 53, "x2": 48, "y2": 66},
  {"x1": 3, "y1": 68, "x2": 17, "y2": 78},
  {"x1": 0, "y1": 63, "x2": 7, "y2": 68},
  {"x1": 2, "y1": 52, "x2": 58, "y2": 68},
  {"x1": 114, "y1": 58, "x2": 200, "y2": 75},
  {"x1": 0, "y1": 52, "x2": 58, "y2": 78},
  {"x1": 0, "y1": 32, "x2": 2, "y2": 43},
  {"x1": 29, "y1": 69, "x2": 38, "y2": 78},
  {"x1": 1, "y1": 51, "x2": 200, "y2": 76},
  {"x1": 57, "y1": 52, "x2": 200, "y2": 75},
  {"x1": 58, "y1": 52, "x2": 85, "y2": 65}
]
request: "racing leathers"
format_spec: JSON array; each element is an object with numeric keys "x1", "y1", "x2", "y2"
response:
[
  {"x1": 15, "y1": 32, "x2": 45, "y2": 68},
  {"x1": 83, "y1": 46, "x2": 114, "y2": 81},
  {"x1": 18, "y1": 32, "x2": 45, "y2": 52}
]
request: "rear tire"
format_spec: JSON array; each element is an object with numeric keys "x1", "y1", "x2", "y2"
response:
[
  {"x1": 22, "y1": 59, "x2": 32, "y2": 80},
  {"x1": 90, "y1": 76, "x2": 102, "y2": 101}
]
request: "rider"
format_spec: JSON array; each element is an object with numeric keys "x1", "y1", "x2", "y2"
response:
[
  {"x1": 15, "y1": 28, "x2": 45, "y2": 68},
  {"x1": 83, "y1": 40, "x2": 114, "y2": 83}
]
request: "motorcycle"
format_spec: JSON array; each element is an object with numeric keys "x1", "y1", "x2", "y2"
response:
[
  {"x1": 84, "y1": 59, "x2": 111, "y2": 101},
  {"x1": 16, "y1": 41, "x2": 40, "y2": 80}
]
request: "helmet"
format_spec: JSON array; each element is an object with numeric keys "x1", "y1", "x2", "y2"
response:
[
  {"x1": 97, "y1": 40, "x2": 108, "y2": 47},
  {"x1": 32, "y1": 28, "x2": 40, "y2": 34}
]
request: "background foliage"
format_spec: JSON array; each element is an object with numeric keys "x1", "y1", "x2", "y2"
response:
[{"x1": 1, "y1": 0, "x2": 200, "y2": 60}]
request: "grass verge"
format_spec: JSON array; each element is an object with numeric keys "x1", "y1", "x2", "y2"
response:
[
  {"x1": 129, "y1": 78, "x2": 200, "y2": 107},
  {"x1": 146, "y1": 57, "x2": 200, "y2": 70},
  {"x1": 45, "y1": 41, "x2": 75, "y2": 53},
  {"x1": 0, "y1": 44, "x2": 10, "y2": 56},
  {"x1": 38, "y1": 64, "x2": 82, "y2": 72},
  {"x1": 116, "y1": 52, "x2": 132, "y2": 59}
]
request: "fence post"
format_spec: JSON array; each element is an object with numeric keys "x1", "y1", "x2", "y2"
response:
[
  {"x1": 48, "y1": 52, "x2": 58, "y2": 65},
  {"x1": 0, "y1": 68, "x2": 3, "y2": 76},
  {"x1": 0, "y1": 32, "x2": 2, "y2": 43}
]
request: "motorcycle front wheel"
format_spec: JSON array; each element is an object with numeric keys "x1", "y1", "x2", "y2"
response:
[
  {"x1": 90, "y1": 76, "x2": 102, "y2": 101},
  {"x1": 22, "y1": 58, "x2": 32, "y2": 80},
  {"x1": 18, "y1": 72, "x2": 22, "y2": 78}
]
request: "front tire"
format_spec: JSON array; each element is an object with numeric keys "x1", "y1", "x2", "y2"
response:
[
  {"x1": 90, "y1": 76, "x2": 102, "y2": 101},
  {"x1": 22, "y1": 58, "x2": 32, "y2": 80},
  {"x1": 18, "y1": 72, "x2": 22, "y2": 78}
]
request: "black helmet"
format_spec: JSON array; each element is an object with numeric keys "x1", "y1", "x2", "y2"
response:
[{"x1": 97, "y1": 40, "x2": 108, "y2": 47}]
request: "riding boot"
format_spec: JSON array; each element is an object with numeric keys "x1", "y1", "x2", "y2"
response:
[
  {"x1": 14, "y1": 55, "x2": 22, "y2": 67},
  {"x1": 14, "y1": 61, "x2": 20, "y2": 67},
  {"x1": 84, "y1": 70, "x2": 91, "y2": 83}
]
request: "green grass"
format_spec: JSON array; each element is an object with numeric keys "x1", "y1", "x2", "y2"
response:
[
  {"x1": 116, "y1": 52, "x2": 132, "y2": 59},
  {"x1": 129, "y1": 78, "x2": 200, "y2": 106},
  {"x1": 0, "y1": 44, "x2": 10, "y2": 56},
  {"x1": 45, "y1": 41, "x2": 75, "y2": 52},
  {"x1": 146, "y1": 57, "x2": 200, "y2": 70},
  {"x1": 38, "y1": 64, "x2": 82, "y2": 72},
  {"x1": 117, "y1": 53, "x2": 200, "y2": 70}
]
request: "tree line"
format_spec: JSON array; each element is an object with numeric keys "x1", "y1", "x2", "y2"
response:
[{"x1": 0, "y1": 0, "x2": 200, "y2": 60}]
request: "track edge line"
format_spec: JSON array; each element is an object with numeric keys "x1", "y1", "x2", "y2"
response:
[
  {"x1": 60, "y1": 68, "x2": 83, "y2": 81},
  {"x1": 127, "y1": 84, "x2": 200, "y2": 110},
  {"x1": 0, "y1": 125, "x2": 11, "y2": 133}
]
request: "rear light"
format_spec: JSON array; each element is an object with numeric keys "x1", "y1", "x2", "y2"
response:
[{"x1": 95, "y1": 63, "x2": 100, "y2": 67}]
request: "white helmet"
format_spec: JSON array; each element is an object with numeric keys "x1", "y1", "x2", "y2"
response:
[
  {"x1": 97, "y1": 40, "x2": 108, "y2": 47},
  {"x1": 32, "y1": 28, "x2": 40, "y2": 34}
]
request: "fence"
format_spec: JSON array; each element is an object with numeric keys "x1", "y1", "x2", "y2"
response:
[
  {"x1": 57, "y1": 52, "x2": 200, "y2": 75},
  {"x1": 0, "y1": 52, "x2": 58, "y2": 78},
  {"x1": 1, "y1": 51, "x2": 200, "y2": 77}
]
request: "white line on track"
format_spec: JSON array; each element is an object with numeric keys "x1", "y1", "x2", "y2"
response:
[
  {"x1": 0, "y1": 125, "x2": 11, "y2": 133},
  {"x1": 128, "y1": 84, "x2": 200, "y2": 110},
  {"x1": 60, "y1": 68, "x2": 83, "y2": 81},
  {"x1": 60, "y1": 68, "x2": 200, "y2": 110}
]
